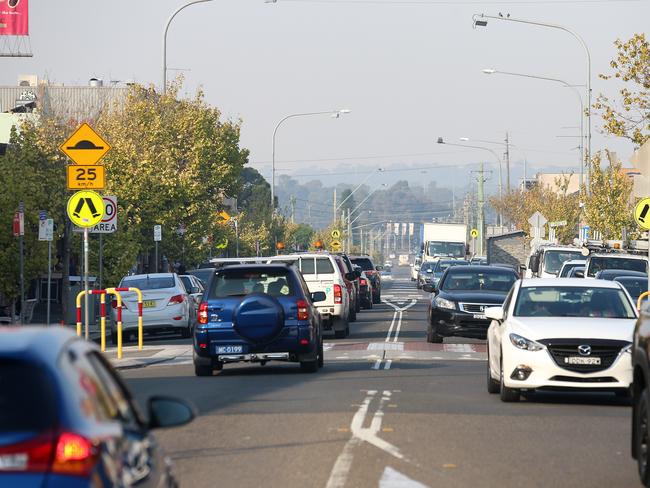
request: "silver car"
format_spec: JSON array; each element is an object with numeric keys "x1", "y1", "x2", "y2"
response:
[{"x1": 110, "y1": 273, "x2": 192, "y2": 343}]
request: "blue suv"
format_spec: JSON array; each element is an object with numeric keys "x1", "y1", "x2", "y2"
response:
[{"x1": 193, "y1": 264, "x2": 326, "y2": 376}]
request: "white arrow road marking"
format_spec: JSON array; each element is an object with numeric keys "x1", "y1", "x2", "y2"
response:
[
  {"x1": 379, "y1": 466, "x2": 429, "y2": 488},
  {"x1": 326, "y1": 391, "x2": 406, "y2": 488}
]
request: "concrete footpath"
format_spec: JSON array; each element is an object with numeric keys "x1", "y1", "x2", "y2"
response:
[{"x1": 105, "y1": 344, "x2": 193, "y2": 370}]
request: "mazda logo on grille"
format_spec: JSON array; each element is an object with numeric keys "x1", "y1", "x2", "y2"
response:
[{"x1": 578, "y1": 345, "x2": 592, "y2": 356}]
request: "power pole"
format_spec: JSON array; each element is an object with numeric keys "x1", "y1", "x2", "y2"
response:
[
  {"x1": 505, "y1": 132, "x2": 511, "y2": 193},
  {"x1": 290, "y1": 195, "x2": 296, "y2": 224},
  {"x1": 333, "y1": 189, "x2": 337, "y2": 225},
  {"x1": 471, "y1": 164, "x2": 492, "y2": 256},
  {"x1": 347, "y1": 208, "x2": 352, "y2": 251}
]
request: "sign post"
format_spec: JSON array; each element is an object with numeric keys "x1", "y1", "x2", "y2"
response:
[
  {"x1": 470, "y1": 228, "x2": 479, "y2": 256},
  {"x1": 154, "y1": 225, "x2": 162, "y2": 272},
  {"x1": 67, "y1": 191, "x2": 105, "y2": 340},
  {"x1": 17, "y1": 203, "x2": 24, "y2": 324},
  {"x1": 39, "y1": 215, "x2": 54, "y2": 325},
  {"x1": 634, "y1": 198, "x2": 650, "y2": 297}
]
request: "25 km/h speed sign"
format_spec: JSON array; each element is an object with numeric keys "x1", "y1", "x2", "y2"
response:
[{"x1": 66, "y1": 164, "x2": 106, "y2": 190}]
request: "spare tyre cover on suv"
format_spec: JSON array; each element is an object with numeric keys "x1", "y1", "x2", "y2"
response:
[{"x1": 233, "y1": 293, "x2": 285, "y2": 343}]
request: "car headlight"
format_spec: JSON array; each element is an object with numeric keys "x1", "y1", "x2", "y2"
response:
[
  {"x1": 622, "y1": 343, "x2": 632, "y2": 353},
  {"x1": 434, "y1": 296, "x2": 456, "y2": 310},
  {"x1": 509, "y1": 333, "x2": 545, "y2": 352}
]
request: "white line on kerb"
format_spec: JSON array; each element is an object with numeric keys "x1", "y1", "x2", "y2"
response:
[
  {"x1": 384, "y1": 359, "x2": 392, "y2": 370},
  {"x1": 372, "y1": 359, "x2": 382, "y2": 370}
]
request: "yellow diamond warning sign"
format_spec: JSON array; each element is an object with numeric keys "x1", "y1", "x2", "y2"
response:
[
  {"x1": 60, "y1": 123, "x2": 111, "y2": 165},
  {"x1": 67, "y1": 190, "x2": 105, "y2": 228}
]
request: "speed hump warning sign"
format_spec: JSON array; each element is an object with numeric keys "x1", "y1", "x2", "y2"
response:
[
  {"x1": 67, "y1": 190, "x2": 105, "y2": 228},
  {"x1": 635, "y1": 198, "x2": 650, "y2": 231}
]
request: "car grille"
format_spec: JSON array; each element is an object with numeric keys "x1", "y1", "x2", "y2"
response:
[
  {"x1": 459, "y1": 303, "x2": 491, "y2": 314},
  {"x1": 549, "y1": 376, "x2": 618, "y2": 383},
  {"x1": 539, "y1": 339, "x2": 629, "y2": 374}
]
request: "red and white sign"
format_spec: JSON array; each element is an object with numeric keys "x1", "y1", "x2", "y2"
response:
[
  {"x1": 12, "y1": 212, "x2": 23, "y2": 237},
  {"x1": 0, "y1": 0, "x2": 29, "y2": 36},
  {"x1": 89, "y1": 196, "x2": 117, "y2": 234}
]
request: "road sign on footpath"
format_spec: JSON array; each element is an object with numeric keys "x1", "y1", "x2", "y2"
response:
[
  {"x1": 67, "y1": 190, "x2": 105, "y2": 228},
  {"x1": 331, "y1": 229, "x2": 341, "y2": 239},
  {"x1": 92, "y1": 196, "x2": 117, "y2": 233},
  {"x1": 330, "y1": 239, "x2": 342, "y2": 251},
  {"x1": 470, "y1": 228, "x2": 478, "y2": 239},
  {"x1": 154, "y1": 225, "x2": 162, "y2": 242},
  {"x1": 528, "y1": 211, "x2": 548, "y2": 239},
  {"x1": 62, "y1": 123, "x2": 111, "y2": 190},
  {"x1": 38, "y1": 218, "x2": 54, "y2": 241},
  {"x1": 635, "y1": 198, "x2": 650, "y2": 231}
]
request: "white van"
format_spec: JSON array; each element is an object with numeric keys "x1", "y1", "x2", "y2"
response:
[{"x1": 267, "y1": 253, "x2": 352, "y2": 338}]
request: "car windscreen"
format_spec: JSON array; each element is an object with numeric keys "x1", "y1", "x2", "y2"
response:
[
  {"x1": 428, "y1": 242, "x2": 465, "y2": 258},
  {"x1": 351, "y1": 258, "x2": 374, "y2": 271},
  {"x1": 513, "y1": 286, "x2": 636, "y2": 318},
  {"x1": 440, "y1": 270, "x2": 516, "y2": 293},
  {"x1": 0, "y1": 359, "x2": 57, "y2": 432},
  {"x1": 615, "y1": 278, "x2": 648, "y2": 299},
  {"x1": 210, "y1": 269, "x2": 295, "y2": 298},
  {"x1": 420, "y1": 262, "x2": 435, "y2": 272},
  {"x1": 543, "y1": 250, "x2": 583, "y2": 275},
  {"x1": 587, "y1": 256, "x2": 648, "y2": 277},
  {"x1": 121, "y1": 276, "x2": 176, "y2": 290}
]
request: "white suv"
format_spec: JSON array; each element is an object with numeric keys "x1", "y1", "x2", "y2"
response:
[{"x1": 268, "y1": 253, "x2": 352, "y2": 338}]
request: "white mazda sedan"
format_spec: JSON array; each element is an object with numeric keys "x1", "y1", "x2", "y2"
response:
[{"x1": 486, "y1": 278, "x2": 638, "y2": 402}]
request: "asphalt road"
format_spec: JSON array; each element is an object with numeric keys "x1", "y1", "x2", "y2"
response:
[{"x1": 123, "y1": 267, "x2": 639, "y2": 487}]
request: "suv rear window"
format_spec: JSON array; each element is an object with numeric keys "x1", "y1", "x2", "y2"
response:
[
  {"x1": 0, "y1": 359, "x2": 57, "y2": 432},
  {"x1": 121, "y1": 276, "x2": 175, "y2": 290},
  {"x1": 210, "y1": 268, "x2": 296, "y2": 298},
  {"x1": 351, "y1": 258, "x2": 374, "y2": 271}
]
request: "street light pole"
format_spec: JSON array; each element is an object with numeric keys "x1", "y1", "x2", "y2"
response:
[
  {"x1": 472, "y1": 13, "x2": 591, "y2": 175},
  {"x1": 163, "y1": 0, "x2": 214, "y2": 95},
  {"x1": 482, "y1": 68, "x2": 585, "y2": 188},
  {"x1": 271, "y1": 109, "x2": 350, "y2": 208}
]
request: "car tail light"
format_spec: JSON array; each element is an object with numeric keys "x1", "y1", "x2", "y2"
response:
[
  {"x1": 296, "y1": 299, "x2": 309, "y2": 321},
  {"x1": 168, "y1": 294, "x2": 185, "y2": 306},
  {"x1": 360, "y1": 278, "x2": 367, "y2": 286},
  {"x1": 0, "y1": 431, "x2": 54, "y2": 473},
  {"x1": 198, "y1": 302, "x2": 208, "y2": 325},
  {"x1": 334, "y1": 284, "x2": 342, "y2": 304},
  {"x1": 51, "y1": 432, "x2": 96, "y2": 477}
]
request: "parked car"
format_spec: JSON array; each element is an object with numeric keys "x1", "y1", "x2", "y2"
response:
[
  {"x1": 584, "y1": 253, "x2": 648, "y2": 278},
  {"x1": 110, "y1": 273, "x2": 193, "y2": 343},
  {"x1": 193, "y1": 264, "x2": 325, "y2": 375},
  {"x1": 358, "y1": 270, "x2": 374, "y2": 309},
  {"x1": 350, "y1": 255, "x2": 382, "y2": 304},
  {"x1": 268, "y1": 253, "x2": 352, "y2": 338},
  {"x1": 487, "y1": 278, "x2": 637, "y2": 402},
  {"x1": 0, "y1": 327, "x2": 194, "y2": 487},
  {"x1": 424, "y1": 265, "x2": 518, "y2": 343},
  {"x1": 558, "y1": 259, "x2": 586, "y2": 277}
]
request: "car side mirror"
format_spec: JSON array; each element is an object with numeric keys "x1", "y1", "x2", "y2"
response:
[
  {"x1": 575, "y1": 269, "x2": 585, "y2": 278},
  {"x1": 354, "y1": 270, "x2": 361, "y2": 279},
  {"x1": 345, "y1": 272, "x2": 356, "y2": 281},
  {"x1": 147, "y1": 396, "x2": 195, "y2": 430},
  {"x1": 422, "y1": 284, "x2": 434, "y2": 293},
  {"x1": 485, "y1": 306, "x2": 504, "y2": 321},
  {"x1": 311, "y1": 291, "x2": 327, "y2": 303},
  {"x1": 191, "y1": 286, "x2": 200, "y2": 294}
]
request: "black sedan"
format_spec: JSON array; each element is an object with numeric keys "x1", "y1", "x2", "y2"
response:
[{"x1": 424, "y1": 265, "x2": 518, "y2": 343}]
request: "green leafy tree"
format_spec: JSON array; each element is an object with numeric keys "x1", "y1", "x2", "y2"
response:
[
  {"x1": 582, "y1": 151, "x2": 634, "y2": 239},
  {"x1": 595, "y1": 33, "x2": 650, "y2": 146}
]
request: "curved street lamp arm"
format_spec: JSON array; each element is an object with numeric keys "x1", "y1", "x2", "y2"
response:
[{"x1": 163, "y1": 0, "x2": 214, "y2": 94}]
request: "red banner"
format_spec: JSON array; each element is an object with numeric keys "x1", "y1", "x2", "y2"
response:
[{"x1": 0, "y1": 0, "x2": 29, "y2": 36}]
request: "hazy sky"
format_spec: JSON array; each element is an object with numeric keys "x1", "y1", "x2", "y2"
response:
[{"x1": 1, "y1": 0, "x2": 647, "y2": 193}]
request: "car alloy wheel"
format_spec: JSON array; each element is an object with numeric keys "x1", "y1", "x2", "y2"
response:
[{"x1": 636, "y1": 388, "x2": 650, "y2": 485}]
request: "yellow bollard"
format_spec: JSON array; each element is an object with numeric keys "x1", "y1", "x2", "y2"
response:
[
  {"x1": 75, "y1": 291, "x2": 86, "y2": 337},
  {"x1": 100, "y1": 293, "x2": 106, "y2": 352},
  {"x1": 106, "y1": 288, "x2": 124, "y2": 359},
  {"x1": 638, "y1": 291, "x2": 650, "y2": 312},
  {"x1": 113, "y1": 287, "x2": 143, "y2": 350}
]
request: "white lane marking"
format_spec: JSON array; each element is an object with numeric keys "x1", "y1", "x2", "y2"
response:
[
  {"x1": 384, "y1": 359, "x2": 392, "y2": 370},
  {"x1": 354, "y1": 390, "x2": 404, "y2": 460},
  {"x1": 326, "y1": 391, "x2": 376, "y2": 488},
  {"x1": 379, "y1": 467, "x2": 429, "y2": 488},
  {"x1": 372, "y1": 359, "x2": 382, "y2": 370},
  {"x1": 392, "y1": 312, "x2": 403, "y2": 343},
  {"x1": 385, "y1": 311, "x2": 398, "y2": 342}
]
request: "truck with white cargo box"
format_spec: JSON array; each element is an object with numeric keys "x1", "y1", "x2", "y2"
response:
[{"x1": 421, "y1": 223, "x2": 467, "y2": 263}]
